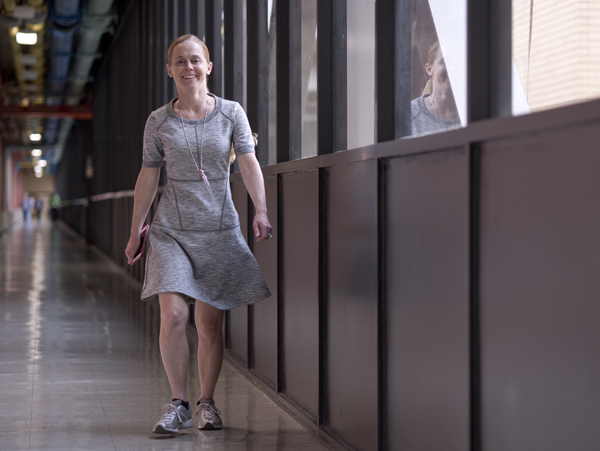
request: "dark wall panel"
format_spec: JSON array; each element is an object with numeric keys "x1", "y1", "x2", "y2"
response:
[
  {"x1": 326, "y1": 161, "x2": 378, "y2": 451},
  {"x1": 228, "y1": 179, "x2": 249, "y2": 364},
  {"x1": 480, "y1": 124, "x2": 600, "y2": 451},
  {"x1": 281, "y1": 169, "x2": 319, "y2": 417},
  {"x1": 386, "y1": 149, "x2": 470, "y2": 451},
  {"x1": 251, "y1": 175, "x2": 278, "y2": 387}
]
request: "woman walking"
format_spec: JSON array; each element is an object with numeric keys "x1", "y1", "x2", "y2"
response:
[{"x1": 125, "y1": 34, "x2": 272, "y2": 434}]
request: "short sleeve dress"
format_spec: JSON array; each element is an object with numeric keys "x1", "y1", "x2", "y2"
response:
[{"x1": 140, "y1": 94, "x2": 271, "y2": 310}]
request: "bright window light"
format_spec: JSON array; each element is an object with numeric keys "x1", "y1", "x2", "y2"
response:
[
  {"x1": 38, "y1": 159, "x2": 47, "y2": 167},
  {"x1": 31, "y1": 149, "x2": 42, "y2": 157},
  {"x1": 16, "y1": 32, "x2": 37, "y2": 45},
  {"x1": 29, "y1": 133, "x2": 41, "y2": 141}
]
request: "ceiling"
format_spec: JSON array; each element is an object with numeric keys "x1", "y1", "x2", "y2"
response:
[{"x1": 0, "y1": 0, "x2": 116, "y2": 173}]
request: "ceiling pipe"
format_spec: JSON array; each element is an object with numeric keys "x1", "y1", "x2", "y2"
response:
[
  {"x1": 46, "y1": 0, "x2": 80, "y2": 106},
  {"x1": 45, "y1": 0, "x2": 80, "y2": 147},
  {"x1": 64, "y1": 0, "x2": 115, "y2": 106}
]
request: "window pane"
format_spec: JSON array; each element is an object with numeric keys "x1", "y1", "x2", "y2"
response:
[
  {"x1": 268, "y1": 0, "x2": 277, "y2": 165},
  {"x1": 301, "y1": 0, "x2": 318, "y2": 158},
  {"x1": 512, "y1": 0, "x2": 600, "y2": 114},
  {"x1": 347, "y1": 0, "x2": 376, "y2": 149},
  {"x1": 408, "y1": 0, "x2": 466, "y2": 138}
]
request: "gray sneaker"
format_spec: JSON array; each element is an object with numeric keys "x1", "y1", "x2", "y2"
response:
[
  {"x1": 153, "y1": 400, "x2": 193, "y2": 434},
  {"x1": 196, "y1": 398, "x2": 223, "y2": 430}
]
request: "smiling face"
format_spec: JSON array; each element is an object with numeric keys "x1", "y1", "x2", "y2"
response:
[
  {"x1": 166, "y1": 39, "x2": 213, "y2": 94},
  {"x1": 425, "y1": 48, "x2": 452, "y2": 94}
]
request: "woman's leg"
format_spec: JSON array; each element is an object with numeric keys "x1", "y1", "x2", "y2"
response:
[
  {"x1": 194, "y1": 300, "x2": 225, "y2": 400},
  {"x1": 158, "y1": 292, "x2": 190, "y2": 401}
]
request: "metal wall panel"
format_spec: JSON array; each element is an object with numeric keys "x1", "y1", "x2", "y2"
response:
[
  {"x1": 228, "y1": 179, "x2": 249, "y2": 364},
  {"x1": 480, "y1": 124, "x2": 600, "y2": 451},
  {"x1": 326, "y1": 161, "x2": 378, "y2": 451},
  {"x1": 386, "y1": 149, "x2": 470, "y2": 451},
  {"x1": 250, "y1": 175, "x2": 278, "y2": 387},
  {"x1": 280, "y1": 169, "x2": 319, "y2": 417}
]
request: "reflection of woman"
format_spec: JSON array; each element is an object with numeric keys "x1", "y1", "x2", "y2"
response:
[
  {"x1": 411, "y1": 41, "x2": 461, "y2": 136},
  {"x1": 125, "y1": 34, "x2": 272, "y2": 434}
]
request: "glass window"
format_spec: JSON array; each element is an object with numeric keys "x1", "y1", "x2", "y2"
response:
[
  {"x1": 268, "y1": 0, "x2": 277, "y2": 165},
  {"x1": 512, "y1": 0, "x2": 600, "y2": 115},
  {"x1": 301, "y1": 0, "x2": 318, "y2": 158},
  {"x1": 347, "y1": 0, "x2": 376, "y2": 149},
  {"x1": 408, "y1": 0, "x2": 466, "y2": 138}
]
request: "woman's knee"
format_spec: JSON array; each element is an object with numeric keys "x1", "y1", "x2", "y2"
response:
[
  {"x1": 196, "y1": 317, "x2": 222, "y2": 342},
  {"x1": 160, "y1": 297, "x2": 189, "y2": 330}
]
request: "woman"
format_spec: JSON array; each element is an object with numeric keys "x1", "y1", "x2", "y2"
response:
[
  {"x1": 410, "y1": 41, "x2": 461, "y2": 137},
  {"x1": 125, "y1": 34, "x2": 272, "y2": 434}
]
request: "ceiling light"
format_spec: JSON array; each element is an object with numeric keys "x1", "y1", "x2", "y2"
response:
[
  {"x1": 38, "y1": 159, "x2": 47, "y2": 167},
  {"x1": 29, "y1": 133, "x2": 42, "y2": 141},
  {"x1": 16, "y1": 32, "x2": 37, "y2": 46},
  {"x1": 13, "y1": 6, "x2": 36, "y2": 20},
  {"x1": 34, "y1": 166, "x2": 43, "y2": 173},
  {"x1": 20, "y1": 54, "x2": 37, "y2": 65},
  {"x1": 23, "y1": 70, "x2": 38, "y2": 80},
  {"x1": 31, "y1": 149, "x2": 42, "y2": 157},
  {"x1": 34, "y1": 171, "x2": 43, "y2": 178}
]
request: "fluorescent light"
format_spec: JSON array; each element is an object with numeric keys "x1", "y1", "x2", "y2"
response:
[
  {"x1": 13, "y1": 6, "x2": 35, "y2": 20},
  {"x1": 31, "y1": 149, "x2": 42, "y2": 157},
  {"x1": 16, "y1": 32, "x2": 37, "y2": 46},
  {"x1": 23, "y1": 70, "x2": 38, "y2": 80},
  {"x1": 20, "y1": 54, "x2": 37, "y2": 65},
  {"x1": 29, "y1": 133, "x2": 41, "y2": 141},
  {"x1": 38, "y1": 159, "x2": 47, "y2": 167}
]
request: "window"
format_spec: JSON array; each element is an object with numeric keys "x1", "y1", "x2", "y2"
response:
[
  {"x1": 347, "y1": 0, "x2": 376, "y2": 149},
  {"x1": 408, "y1": 0, "x2": 466, "y2": 138},
  {"x1": 512, "y1": 0, "x2": 600, "y2": 114},
  {"x1": 301, "y1": 0, "x2": 318, "y2": 158}
]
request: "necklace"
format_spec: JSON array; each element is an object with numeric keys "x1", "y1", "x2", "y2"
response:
[
  {"x1": 430, "y1": 95, "x2": 461, "y2": 130},
  {"x1": 177, "y1": 98, "x2": 214, "y2": 200}
]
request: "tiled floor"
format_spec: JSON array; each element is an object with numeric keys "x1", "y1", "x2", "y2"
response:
[{"x1": 0, "y1": 219, "x2": 327, "y2": 451}]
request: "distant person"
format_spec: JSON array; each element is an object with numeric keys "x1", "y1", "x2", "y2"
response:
[
  {"x1": 35, "y1": 195, "x2": 44, "y2": 219},
  {"x1": 411, "y1": 41, "x2": 461, "y2": 137},
  {"x1": 49, "y1": 193, "x2": 61, "y2": 221},
  {"x1": 21, "y1": 192, "x2": 32, "y2": 221},
  {"x1": 124, "y1": 34, "x2": 272, "y2": 434}
]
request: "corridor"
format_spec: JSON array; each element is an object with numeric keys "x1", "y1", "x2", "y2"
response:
[{"x1": 0, "y1": 219, "x2": 327, "y2": 451}]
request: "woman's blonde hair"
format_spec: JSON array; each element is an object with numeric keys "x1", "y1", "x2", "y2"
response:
[
  {"x1": 422, "y1": 41, "x2": 440, "y2": 96},
  {"x1": 167, "y1": 34, "x2": 210, "y2": 65}
]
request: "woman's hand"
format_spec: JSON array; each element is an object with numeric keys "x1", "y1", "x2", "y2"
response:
[
  {"x1": 253, "y1": 210, "x2": 272, "y2": 242},
  {"x1": 125, "y1": 233, "x2": 142, "y2": 265}
]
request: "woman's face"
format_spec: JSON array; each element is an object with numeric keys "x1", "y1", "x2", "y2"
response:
[
  {"x1": 425, "y1": 50, "x2": 452, "y2": 94},
  {"x1": 166, "y1": 40, "x2": 212, "y2": 93}
]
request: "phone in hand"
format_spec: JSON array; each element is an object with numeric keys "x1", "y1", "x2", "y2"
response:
[{"x1": 131, "y1": 224, "x2": 150, "y2": 264}]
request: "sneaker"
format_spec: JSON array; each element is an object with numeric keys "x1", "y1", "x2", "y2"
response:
[
  {"x1": 152, "y1": 400, "x2": 193, "y2": 434},
  {"x1": 196, "y1": 398, "x2": 223, "y2": 430}
]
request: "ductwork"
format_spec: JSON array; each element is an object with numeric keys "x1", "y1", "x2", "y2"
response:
[
  {"x1": 65, "y1": 0, "x2": 115, "y2": 106},
  {"x1": 46, "y1": 0, "x2": 80, "y2": 106},
  {"x1": 51, "y1": 0, "x2": 116, "y2": 168}
]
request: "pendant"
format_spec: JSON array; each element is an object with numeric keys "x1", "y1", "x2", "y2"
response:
[{"x1": 199, "y1": 170, "x2": 214, "y2": 200}]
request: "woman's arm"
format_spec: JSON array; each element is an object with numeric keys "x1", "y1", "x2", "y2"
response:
[
  {"x1": 125, "y1": 166, "x2": 161, "y2": 264},
  {"x1": 237, "y1": 153, "x2": 272, "y2": 242}
]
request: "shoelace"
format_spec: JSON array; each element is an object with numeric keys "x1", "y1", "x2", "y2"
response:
[
  {"x1": 195, "y1": 402, "x2": 221, "y2": 421},
  {"x1": 158, "y1": 403, "x2": 186, "y2": 426}
]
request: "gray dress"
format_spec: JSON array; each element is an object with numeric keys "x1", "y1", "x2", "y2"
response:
[{"x1": 140, "y1": 94, "x2": 271, "y2": 309}]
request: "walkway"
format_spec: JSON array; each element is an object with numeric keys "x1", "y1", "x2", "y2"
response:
[{"x1": 0, "y1": 219, "x2": 327, "y2": 451}]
